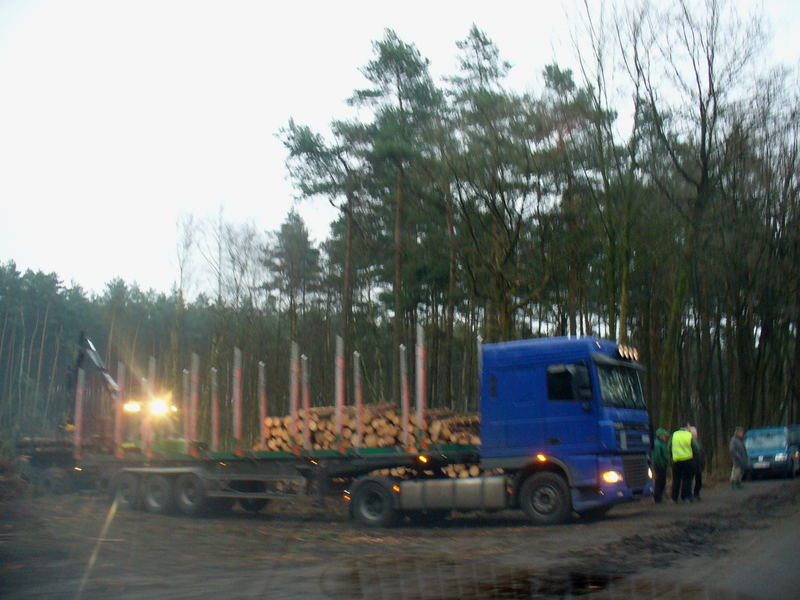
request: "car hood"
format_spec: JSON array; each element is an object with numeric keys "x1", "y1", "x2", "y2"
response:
[{"x1": 746, "y1": 446, "x2": 787, "y2": 457}]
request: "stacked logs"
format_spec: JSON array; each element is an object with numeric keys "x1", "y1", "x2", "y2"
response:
[{"x1": 261, "y1": 405, "x2": 480, "y2": 452}]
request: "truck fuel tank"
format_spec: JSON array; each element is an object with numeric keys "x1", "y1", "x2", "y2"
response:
[{"x1": 398, "y1": 475, "x2": 508, "y2": 511}]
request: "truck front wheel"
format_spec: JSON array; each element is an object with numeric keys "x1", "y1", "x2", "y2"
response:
[
  {"x1": 519, "y1": 472, "x2": 571, "y2": 525},
  {"x1": 351, "y1": 482, "x2": 399, "y2": 528}
]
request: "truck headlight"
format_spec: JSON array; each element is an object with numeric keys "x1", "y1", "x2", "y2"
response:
[
  {"x1": 602, "y1": 470, "x2": 623, "y2": 484},
  {"x1": 648, "y1": 467, "x2": 653, "y2": 479},
  {"x1": 774, "y1": 453, "x2": 788, "y2": 462}
]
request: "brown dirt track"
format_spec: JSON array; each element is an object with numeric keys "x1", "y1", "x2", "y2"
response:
[{"x1": 1, "y1": 476, "x2": 799, "y2": 599}]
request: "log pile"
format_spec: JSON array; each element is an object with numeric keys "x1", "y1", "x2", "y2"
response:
[{"x1": 261, "y1": 405, "x2": 480, "y2": 452}]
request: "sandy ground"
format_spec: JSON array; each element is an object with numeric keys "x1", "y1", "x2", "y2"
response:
[{"x1": 1, "y1": 476, "x2": 798, "y2": 599}]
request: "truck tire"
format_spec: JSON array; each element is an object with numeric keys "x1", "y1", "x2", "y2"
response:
[
  {"x1": 39, "y1": 467, "x2": 73, "y2": 496},
  {"x1": 351, "y1": 481, "x2": 400, "y2": 528},
  {"x1": 174, "y1": 473, "x2": 209, "y2": 517},
  {"x1": 142, "y1": 474, "x2": 174, "y2": 514},
  {"x1": 237, "y1": 498, "x2": 269, "y2": 514},
  {"x1": 113, "y1": 472, "x2": 141, "y2": 510},
  {"x1": 519, "y1": 472, "x2": 571, "y2": 525}
]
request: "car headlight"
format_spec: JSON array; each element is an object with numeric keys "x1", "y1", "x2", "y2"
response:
[{"x1": 774, "y1": 453, "x2": 788, "y2": 462}]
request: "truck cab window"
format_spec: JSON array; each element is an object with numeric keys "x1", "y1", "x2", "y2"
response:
[{"x1": 547, "y1": 366, "x2": 576, "y2": 401}]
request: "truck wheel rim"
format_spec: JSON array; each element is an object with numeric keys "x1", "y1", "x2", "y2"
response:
[
  {"x1": 148, "y1": 482, "x2": 167, "y2": 506},
  {"x1": 362, "y1": 490, "x2": 385, "y2": 519},
  {"x1": 119, "y1": 482, "x2": 134, "y2": 501},
  {"x1": 532, "y1": 485, "x2": 558, "y2": 514},
  {"x1": 180, "y1": 481, "x2": 200, "y2": 505}
]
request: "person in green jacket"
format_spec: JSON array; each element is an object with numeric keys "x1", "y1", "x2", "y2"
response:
[{"x1": 653, "y1": 428, "x2": 670, "y2": 503}]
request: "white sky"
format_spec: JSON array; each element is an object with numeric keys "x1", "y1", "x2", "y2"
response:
[{"x1": 0, "y1": 0, "x2": 798, "y2": 296}]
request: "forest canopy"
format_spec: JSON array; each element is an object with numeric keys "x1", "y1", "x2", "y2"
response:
[{"x1": 2, "y1": 0, "x2": 798, "y2": 465}]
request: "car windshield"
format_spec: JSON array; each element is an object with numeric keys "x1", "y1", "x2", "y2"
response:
[
  {"x1": 596, "y1": 365, "x2": 646, "y2": 410},
  {"x1": 745, "y1": 432, "x2": 786, "y2": 450}
]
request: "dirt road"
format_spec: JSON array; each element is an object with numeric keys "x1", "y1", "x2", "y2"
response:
[{"x1": 1, "y1": 477, "x2": 798, "y2": 599}]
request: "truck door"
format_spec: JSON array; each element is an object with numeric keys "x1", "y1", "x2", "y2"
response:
[
  {"x1": 544, "y1": 363, "x2": 598, "y2": 454},
  {"x1": 480, "y1": 366, "x2": 545, "y2": 458}
]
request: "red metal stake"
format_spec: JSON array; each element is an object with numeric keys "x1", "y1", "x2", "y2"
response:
[
  {"x1": 335, "y1": 335, "x2": 345, "y2": 453},
  {"x1": 301, "y1": 354, "x2": 310, "y2": 450},
  {"x1": 190, "y1": 353, "x2": 200, "y2": 457},
  {"x1": 289, "y1": 342, "x2": 299, "y2": 454},
  {"x1": 141, "y1": 377, "x2": 153, "y2": 459},
  {"x1": 114, "y1": 362, "x2": 125, "y2": 458},
  {"x1": 182, "y1": 369, "x2": 190, "y2": 454},
  {"x1": 258, "y1": 361, "x2": 267, "y2": 451},
  {"x1": 233, "y1": 347, "x2": 243, "y2": 456},
  {"x1": 416, "y1": 324, "x2": 427, "y2": 450},
  {"x1": 211, "y1": 368, "x2": 219, "y2": 452},
  {"x1": 354, "y1": 351, "x2": 363, "y2": 449},
  {"x1": 400, "y1": 344, "x2": 411, "y2": 451},
  {"x1": 73, "y1": 368, "x2": 85, "y2": 460}
]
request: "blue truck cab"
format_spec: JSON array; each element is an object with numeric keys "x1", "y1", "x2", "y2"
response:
[
  {"x1": 480, "y1": 336, "x2": 653, "y2": 521},
  {"x1": 744, "y1": 426, "x2": 800, "y2": 479}
]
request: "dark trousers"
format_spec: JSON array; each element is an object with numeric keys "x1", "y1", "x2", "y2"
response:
[
  {"x1": 654, "y1": 465, "x2": 668, "y2": 502},
  {"x1": 671, "y1": 459, "x2": 694, "y2": 501},
  {"x1": 693, "y1": 469, "x2": 703, "y2": 498}
]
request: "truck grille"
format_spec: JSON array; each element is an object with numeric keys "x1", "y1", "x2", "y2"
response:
[{"x1": 622, "y1": 455, "x2": 648, "y2": 488}]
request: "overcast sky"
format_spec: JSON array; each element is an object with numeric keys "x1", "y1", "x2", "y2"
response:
[{"x1": 1, "y1": 0, "x2": 798, "y2": 297}]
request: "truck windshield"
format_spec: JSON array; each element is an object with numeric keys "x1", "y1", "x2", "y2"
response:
[
  {"x1": 745, "y1": 432, "x2": 786, "y2": 450},
  {"x1": 596, "y1": 365, "x2": 646, "y2": 409}
]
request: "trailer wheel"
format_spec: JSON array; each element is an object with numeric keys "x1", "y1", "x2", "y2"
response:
[
  {"x1": 142, "y1": 474, "x2": 175, "y2": 514},
  {"x1": 237, "y1": 498, "x2": 269, "y2": 514},
  {"x1": 519, "y1": 472, "x2": 571, "y2": 525},
  {"x1": 351, "y1": 482, "x2": 399, "y2": 528},
  {"x1": 174, "y1": 474, "x2": 209, "y2": 517},
  {"x1": 39, "y1": 467, "x2": 73, "y2": 496},
  {"x1": 113, "y1": 472, "x2": 141, "y2": 510}
]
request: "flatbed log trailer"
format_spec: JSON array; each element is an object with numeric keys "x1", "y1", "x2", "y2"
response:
[{"x1": 18, "y1": 336, "x2": 654, "y2": 526}]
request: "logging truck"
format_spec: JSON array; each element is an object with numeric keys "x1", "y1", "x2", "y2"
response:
[{"x1": 16, "y1": 335, "x2": 653, "y2": 526}]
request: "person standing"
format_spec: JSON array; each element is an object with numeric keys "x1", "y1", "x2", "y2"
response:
[
  {"x1": 729, "y1": 426, "x2": 748, "y2": 489},
  {"x1": 653, "y1": 428, "x2": 670, "y2": 503},
  {"x1": 689, "y1": 425, "x2": 704, "y2": 500},
  {"x1": 670, "y1": 426, "x2": 695, "y2": 502}
]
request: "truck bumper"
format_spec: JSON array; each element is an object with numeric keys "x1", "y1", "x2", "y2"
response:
[
  {"x1": 572, "y1": 454, "x2": 653, "y2": 512},
  {"x1": 571, "y1": 480, "x2": 652, "y2": 512}
]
